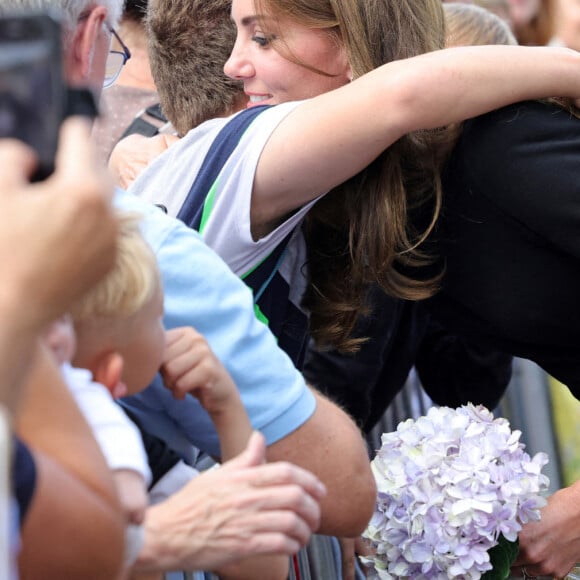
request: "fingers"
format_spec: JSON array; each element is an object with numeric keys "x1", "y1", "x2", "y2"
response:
[
  {"x1": 235, "y1": 511, "x2": 313, "y2": 554},
  {"x1": 216, "y1": 460, "x2": 326, "y2": 536},
  {"x1": 164, "y1": 326, "x2": 194, "y2": 348},
  {"x1": 237, "y1": 484, "x2": 322, "y2": 533},
  {"x1": 162, "y1": 327, "x2": 204, "y2": 373},
  {"x1": 245, "y1": 430, "x2": 268, "y2": 466},
  {"x1": 162, "y1": 327, "x2": 228, "y2": 401},
  {"x1": 339, "y1": 537, "x2": 356, "y2": 580},
  {"x1": 0, "y1": 138, "x2": 37, "y2": 189},
  {"x1": 163, "y1": 327, "x2": 205, "y2": 359},
  {"x1": 244, "y1": 533, "x2": 302, "y2": 558},
  {"x1": 237, "y1": 460, "x2": 327, "y2": 502},
  {"x1": 218, "y1": 437, "x2": 326, "y2": 532},
  {"x1": 222, "y1": 431, "x2": 266, "y2": 470},
  {"x1": 54, "y1": 117, "x2": 111, "y2": 193}
]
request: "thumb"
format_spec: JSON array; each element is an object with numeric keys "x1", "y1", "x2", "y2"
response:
[{"x1": 221, "y1": 431, "x2": 266, "y2": 471}]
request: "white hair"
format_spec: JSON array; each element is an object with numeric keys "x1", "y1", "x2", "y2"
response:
[{"x1": 0, "y1": 1, "x2": 124, "y2": 34}]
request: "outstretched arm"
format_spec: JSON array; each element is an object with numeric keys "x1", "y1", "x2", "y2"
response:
[
  {"x1": 254, "y1": 45, "x2": 580, "y2": 229},
  {"x1": 0, "y1": 119, "x2": 117, "y2": 412}
]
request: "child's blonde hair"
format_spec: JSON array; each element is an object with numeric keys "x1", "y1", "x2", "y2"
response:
[
  {"x1": 444, "y1": 2, "x2": 518, "y2": 47},
  {"x1": 70, "y1": 212, "x2": 160, "y2": 324}
]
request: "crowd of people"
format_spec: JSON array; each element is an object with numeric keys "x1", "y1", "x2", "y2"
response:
[{"x1": 5, "y1": 0, "x2": 580, "y2": 578}]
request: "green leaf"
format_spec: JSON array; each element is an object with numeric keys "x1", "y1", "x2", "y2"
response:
[{"x1": 482, "y1": 536, "x2": 519, "y2": 580}]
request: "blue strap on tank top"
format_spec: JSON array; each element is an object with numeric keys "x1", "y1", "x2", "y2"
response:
[{"x1": 176, "y1": 106, "x2": 307, "y2": 367}]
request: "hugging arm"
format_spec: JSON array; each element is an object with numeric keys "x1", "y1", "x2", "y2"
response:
[{"x1": 253, "y1": 45, "x2": 580, "y2": 231}]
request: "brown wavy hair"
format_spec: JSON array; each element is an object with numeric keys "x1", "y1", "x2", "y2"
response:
[{"x1": 255, "y1": 0, "x2": 451, "y2": 351}]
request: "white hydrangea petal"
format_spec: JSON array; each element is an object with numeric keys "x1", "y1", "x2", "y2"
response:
[{"x1": 363, "y1": 404, "x2": 549, "y2": 579}]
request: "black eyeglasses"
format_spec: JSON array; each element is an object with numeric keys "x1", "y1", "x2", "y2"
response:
[{"x1": 103, "y1": 27, "x2": 131, "y2": 88}]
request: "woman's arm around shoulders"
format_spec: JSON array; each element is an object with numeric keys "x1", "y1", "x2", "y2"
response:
[{"x1": 253, "y1": 45, "x2": 580, "y2": 230}]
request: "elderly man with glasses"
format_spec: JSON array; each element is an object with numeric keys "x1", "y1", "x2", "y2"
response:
[
  {"x1": 92, "y1": 0, "x2": 163, "y2": 164},
  {"x1": 104, "y1": 25, "x2": 131, "y2": 88}
]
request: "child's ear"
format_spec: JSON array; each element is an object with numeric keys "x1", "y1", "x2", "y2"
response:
[{"x1": 93, "y1": 352, "x2": 128, "y2": 399}]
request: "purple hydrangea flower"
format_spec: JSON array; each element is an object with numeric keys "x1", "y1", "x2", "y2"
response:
[{"x1": 361, "y1": 404, "x2": 549, "y2": 579}]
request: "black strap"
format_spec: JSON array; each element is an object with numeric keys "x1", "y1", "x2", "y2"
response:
[
  {"x1": 177, "y1": 105, "x2": 270, "y2": 230},
  {"x1": 65, "y1": 87, "x2": 98, "y2": 120},
  {"x1": 174, "y1": 105, "x2": 308, "y2": 366},
  {"x1": 120, "y1": 103, "x2": 170, "y2": 141}
]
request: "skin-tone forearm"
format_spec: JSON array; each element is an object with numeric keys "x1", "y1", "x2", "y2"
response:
[
  {"x1": 0, "y1": 315, "x2": 41, "y2": 416},
  {"x1": 213, "y1": 398, "x2": 290, "y2": 580},
  {"x1": 0, "y1": 120, "x2": 116, "y2": 413},
  {"x1": 265, "y1": 389, "x2": 376, "y2": 537},
  {"x1": 210, "y1": 395, "x2": 253, "y2": 461},
  {"x1": 15, "y1": 345, "x2": 125, "y2": 579},
  {"x1": 254, "y1": 45, "x2": 580, "y2": 229}
]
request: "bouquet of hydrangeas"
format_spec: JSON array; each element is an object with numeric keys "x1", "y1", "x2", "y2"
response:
[{"x1": 361, "y1": 404, "x2": 549, "y2": 579}]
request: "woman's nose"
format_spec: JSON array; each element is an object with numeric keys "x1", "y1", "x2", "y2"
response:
[{"x1": 224, "y1": 39, "x2": 255, "y2": 80}]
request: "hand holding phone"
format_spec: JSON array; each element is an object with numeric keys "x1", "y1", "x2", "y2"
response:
[{"x1": 0, "y1": 10, "x2": 66, "y2": 180}]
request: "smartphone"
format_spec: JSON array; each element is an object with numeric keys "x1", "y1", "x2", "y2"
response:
[{"x1": 0, "y1": 11, "x2": 66, "y2": 180}]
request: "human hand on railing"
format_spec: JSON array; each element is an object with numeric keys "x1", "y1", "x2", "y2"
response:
[
  {"x1": 136, "y1": 431, "x2": 326, "y2": 573},
  {"x1": 338, "y1": 535, "x2": 376, "y2": 579},
  {"x1": 511, "y1": 481, "x2": 580, "y2": 579}
]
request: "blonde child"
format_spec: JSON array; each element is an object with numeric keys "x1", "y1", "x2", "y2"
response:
[{"x1": 50, "y1": 213, "x2": 288, "y2": 580}]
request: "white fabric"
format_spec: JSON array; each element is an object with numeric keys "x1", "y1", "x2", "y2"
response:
[
  {"x1": 148, "y1": 460, "x2": 199, "y2": 505},
  {"x1": 61, "y1": 363, "x2": 151, "y2": 484},
  {"x1": 129, "y1": 101, "x2": 318, "y2": 278}
]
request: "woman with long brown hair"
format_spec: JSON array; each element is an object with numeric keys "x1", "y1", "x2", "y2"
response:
[{"x1": 130, "y1": 0, "x2": 580, "y2": 367}]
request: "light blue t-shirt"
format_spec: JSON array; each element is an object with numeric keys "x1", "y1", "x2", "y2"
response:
[{"x1": 115, "y1": 189, "x2": 316, "y2": 458}]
